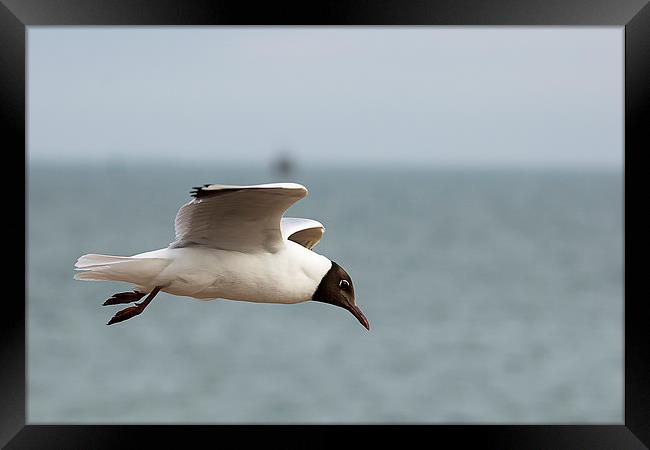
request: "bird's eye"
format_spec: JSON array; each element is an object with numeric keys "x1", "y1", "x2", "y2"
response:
[{"x1": 339, "y1": 279, "x2": 350, "y2": 289}]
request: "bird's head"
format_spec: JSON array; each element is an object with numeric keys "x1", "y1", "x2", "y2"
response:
[{"x1": 312, "y1": 261, "x2": 369, "y2": 331}]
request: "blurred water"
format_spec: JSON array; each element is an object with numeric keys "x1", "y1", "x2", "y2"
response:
[{"x1": 27, "y1": 162, "x2": 623, "y2": 423}]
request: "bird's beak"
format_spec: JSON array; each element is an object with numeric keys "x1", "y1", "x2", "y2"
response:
[{"x1": 347, "y1": 305, "x2": 370, "y2": 331}]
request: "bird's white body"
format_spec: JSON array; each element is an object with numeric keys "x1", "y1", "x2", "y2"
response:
[
  {"x1": 74, "y1": 183, "x2": 333, "y2": 305},
  {"x1": 127, "y1": 241, "x2": 332, "y2": 303}
]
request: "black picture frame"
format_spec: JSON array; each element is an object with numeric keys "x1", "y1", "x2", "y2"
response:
[{"x1": 3, "y1": 0, "x2": 647, "y2": 447}]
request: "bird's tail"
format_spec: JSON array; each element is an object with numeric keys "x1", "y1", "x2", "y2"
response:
[{"x1": 74, "y1": 253, "x2": 170, "y2": 285}]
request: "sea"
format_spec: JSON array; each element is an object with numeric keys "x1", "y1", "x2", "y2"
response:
[{"x1": 27, "y1": 162, "x2": 623, "y2": 423}]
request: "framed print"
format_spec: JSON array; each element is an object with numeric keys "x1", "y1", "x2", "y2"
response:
[{"x1": 2, "y1": 0, "x2": 648, "y2": 448}]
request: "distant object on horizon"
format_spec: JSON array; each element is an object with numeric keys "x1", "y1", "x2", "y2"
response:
[{"x1": 273, "y1": 152, "x2": 296, "y2": 176}]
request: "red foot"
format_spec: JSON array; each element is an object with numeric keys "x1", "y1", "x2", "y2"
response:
[
  {"x1": 107, "y1": 305, "x2": 143, "y2": 325},
  {"x1": 103, "y1": 290, "x2": 146, "y2": 306}
]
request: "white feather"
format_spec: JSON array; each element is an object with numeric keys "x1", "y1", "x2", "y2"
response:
[
  {"x1": 74, "y1": 255, "x2": 171, "y2": 287},
  {"x1": 281, "y1": 217, "x2": 325, "y2": 249},
  {"x1": 171, "y1": 183, "x2": 307, "y2": 252}
]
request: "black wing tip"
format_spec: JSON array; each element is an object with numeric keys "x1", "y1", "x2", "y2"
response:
[
  {"x1": 190, "y1": 185, "x2": 247, "y2": 199},
  {"x1": 190, "y1": 185, "x2": 211, "y2": 198}
]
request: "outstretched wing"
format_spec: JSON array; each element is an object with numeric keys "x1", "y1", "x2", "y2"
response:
[
  {"x1": 281, "y1": 217, "x2": 325, "y2": 250},
  {"x1": 170, "y1": 183, "x2": 308, "y2": 253}
]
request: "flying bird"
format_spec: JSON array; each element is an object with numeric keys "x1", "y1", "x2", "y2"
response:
[{"x1": 74, "y1": 183, "x2": 369, "y2": 330}]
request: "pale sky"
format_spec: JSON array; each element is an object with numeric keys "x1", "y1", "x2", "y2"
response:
[{"x1": 28, "y1": 27, "x2": 623, "y2": 168}]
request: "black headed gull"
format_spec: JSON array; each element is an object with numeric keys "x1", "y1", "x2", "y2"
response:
[{"x1": 74, "y1": 183, "x2": 370, "y2": 330}]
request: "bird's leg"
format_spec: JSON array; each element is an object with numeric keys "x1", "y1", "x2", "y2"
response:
[
  {"x1": 103, "y1": 290, "x2": 147, "y2": 306},
  {"x1": 107, "y1": 287, "x2": 162, "y2": 325}
]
